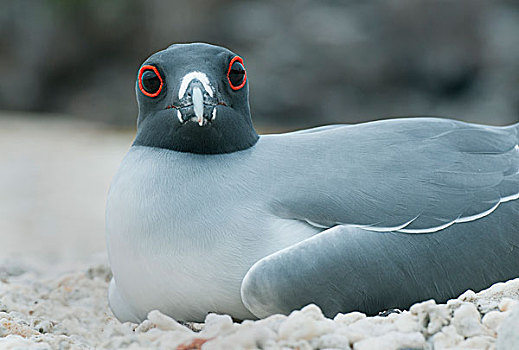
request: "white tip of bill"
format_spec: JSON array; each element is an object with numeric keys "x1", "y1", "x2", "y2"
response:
[{"x1": 192, "y1": 86, "x2": 204, "y2": 126}]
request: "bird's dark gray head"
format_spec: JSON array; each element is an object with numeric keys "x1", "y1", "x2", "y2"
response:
[{"x1": 133, "y1": 43, "x2": 259, "y2": 154}]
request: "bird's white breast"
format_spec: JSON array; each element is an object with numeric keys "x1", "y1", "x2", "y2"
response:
[{"x1": 105, "y1": 146, "x2": 318, "y2": 321}]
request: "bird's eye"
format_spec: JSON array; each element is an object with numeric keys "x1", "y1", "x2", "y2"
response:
[
  {"x1": 138, "y1": 65, "x2": 163, "y2": 97},
  {"x1": 227, "y1": 56, "x2": 247, "y2": 90}
]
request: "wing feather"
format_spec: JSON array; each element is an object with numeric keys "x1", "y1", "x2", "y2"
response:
[{"x1": 259, "y1": 117, "x2": 519, "y2": 233}]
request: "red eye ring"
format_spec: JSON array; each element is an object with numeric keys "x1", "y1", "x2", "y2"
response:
[
  {"x1": 227, "y1": 56, "x2": 247, "y2": 91},
  {"x1": 138, "y1": 65, "x2": 163, "y2": 98}
]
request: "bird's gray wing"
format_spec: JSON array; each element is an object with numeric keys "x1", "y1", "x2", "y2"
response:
[
  {"x1": 258, "y1": 117, "x2": 519, "y2": 233},
  {"x1": 278, "y1": 124, "x2": 347, "y2": 135},
  {"x1": 241, "y1": 199, "x2": 519, "y2": 318}
]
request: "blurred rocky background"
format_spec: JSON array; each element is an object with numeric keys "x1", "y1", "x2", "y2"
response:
[{"x1": 1, "y1": 0, "x2": 518, "y2": 129}]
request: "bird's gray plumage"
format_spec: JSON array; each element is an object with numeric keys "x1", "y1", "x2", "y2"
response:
[
  {"x1": 106, "y1": 43, "x2": 519, "y2": 323},
  {"x1": 267, "y1": 118, "x2": 519, "y2": 233},
  {"x1": 242, "y1": 200, "x2": 519, "y2": 318}
]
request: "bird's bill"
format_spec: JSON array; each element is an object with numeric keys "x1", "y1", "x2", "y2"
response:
[{"x1": 176, "y1": 73, "x2": 218, "y2": 127}]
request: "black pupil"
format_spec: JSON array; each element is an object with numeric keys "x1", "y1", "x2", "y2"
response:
[
  {"x1": 142, "y1": 70, "x2": 161, "y2": 93},
  {"x1": 229, "y1": 62, "x2": 245, "y2": 87}
]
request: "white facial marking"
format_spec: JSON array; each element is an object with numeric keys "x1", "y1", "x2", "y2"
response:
[
  {"x1": 178, "y1": 71, "x2": 214, "y2": 99},
  {"x1": 211, "y1": 107, "x2": 217, "y2": 121},
  {"x1": 177, "y1": 110, "x2": 183, "y2": 123}
]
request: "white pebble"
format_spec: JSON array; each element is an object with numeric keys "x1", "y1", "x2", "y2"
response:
[
  {"x1": 446, "y1": 298, "x2": 463, "y2": 310},
  {"x1": 146, "y1": 310, "x2": 192, "y2": 333},
  {"x1": 409, "y1": 299, "x2": 450, "y2": 335},
  {"x1": 481, "y1": 310, "x2": 507, "y2": 335},
  {"x1": 498, "y1": 297, "x2": 518, "y2": 312},
  {"x1": 458, "y1": 289, "x2": 477, "y2": 302},
  {"x1": 252, "y1": 313, "x2": 287, "y2": 334},
  {"x1": 310, "y1": 333, "x2": 350, "y2": 349},
  {"x1": 135, "y1": 320, "x2": 154, "y2": 333},
  {"x1": 278, "y1": 305, "x2": 335, "y2": 341},
  {"x1": 353, "y1": 331, "x2": 425, "y2": 350},
  {"x1": 430, "y1": 325, "x2": 463, "y2": 350},
  {"x1": 392, "y1": 312, "x2": 420, "y2": 333},
  {"x1": 200, "y1": 313, "x2": 234, "y2": 338},
  {"x1": 497, "y1": 303, "x2": 519, "y2": 350},
  {"x1": 451, "y1": 303, "x2": 485, "y2": 338},
  {"x1": 279, "y1": 339, "x2": 313, "y2": 350},
  {"x1": 204, "y1": 324, "x2": 275, "y2": 350},
  {"x1": 299, "y1": 304, "x2": 326, "y2": 320},
  {"x1": 0, "y1": 334, "x2": 51, "y2": 349},
  {"x1": 334, "y1": 312, "x2": 366, "y2": 325},
  {"x1": 473, "y1": 278, "x2": 519, "y2": 314},
  {"x1": 458, "y1": 335, "x2": 495, "y2": 349},
  {"x1": 339, "y1": 317, "x2": 396, "y2": 344}
]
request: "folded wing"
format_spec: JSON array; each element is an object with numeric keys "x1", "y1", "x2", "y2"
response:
[{"x1": 262, "y1": 118, "x2": 519, "y2": 233}]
